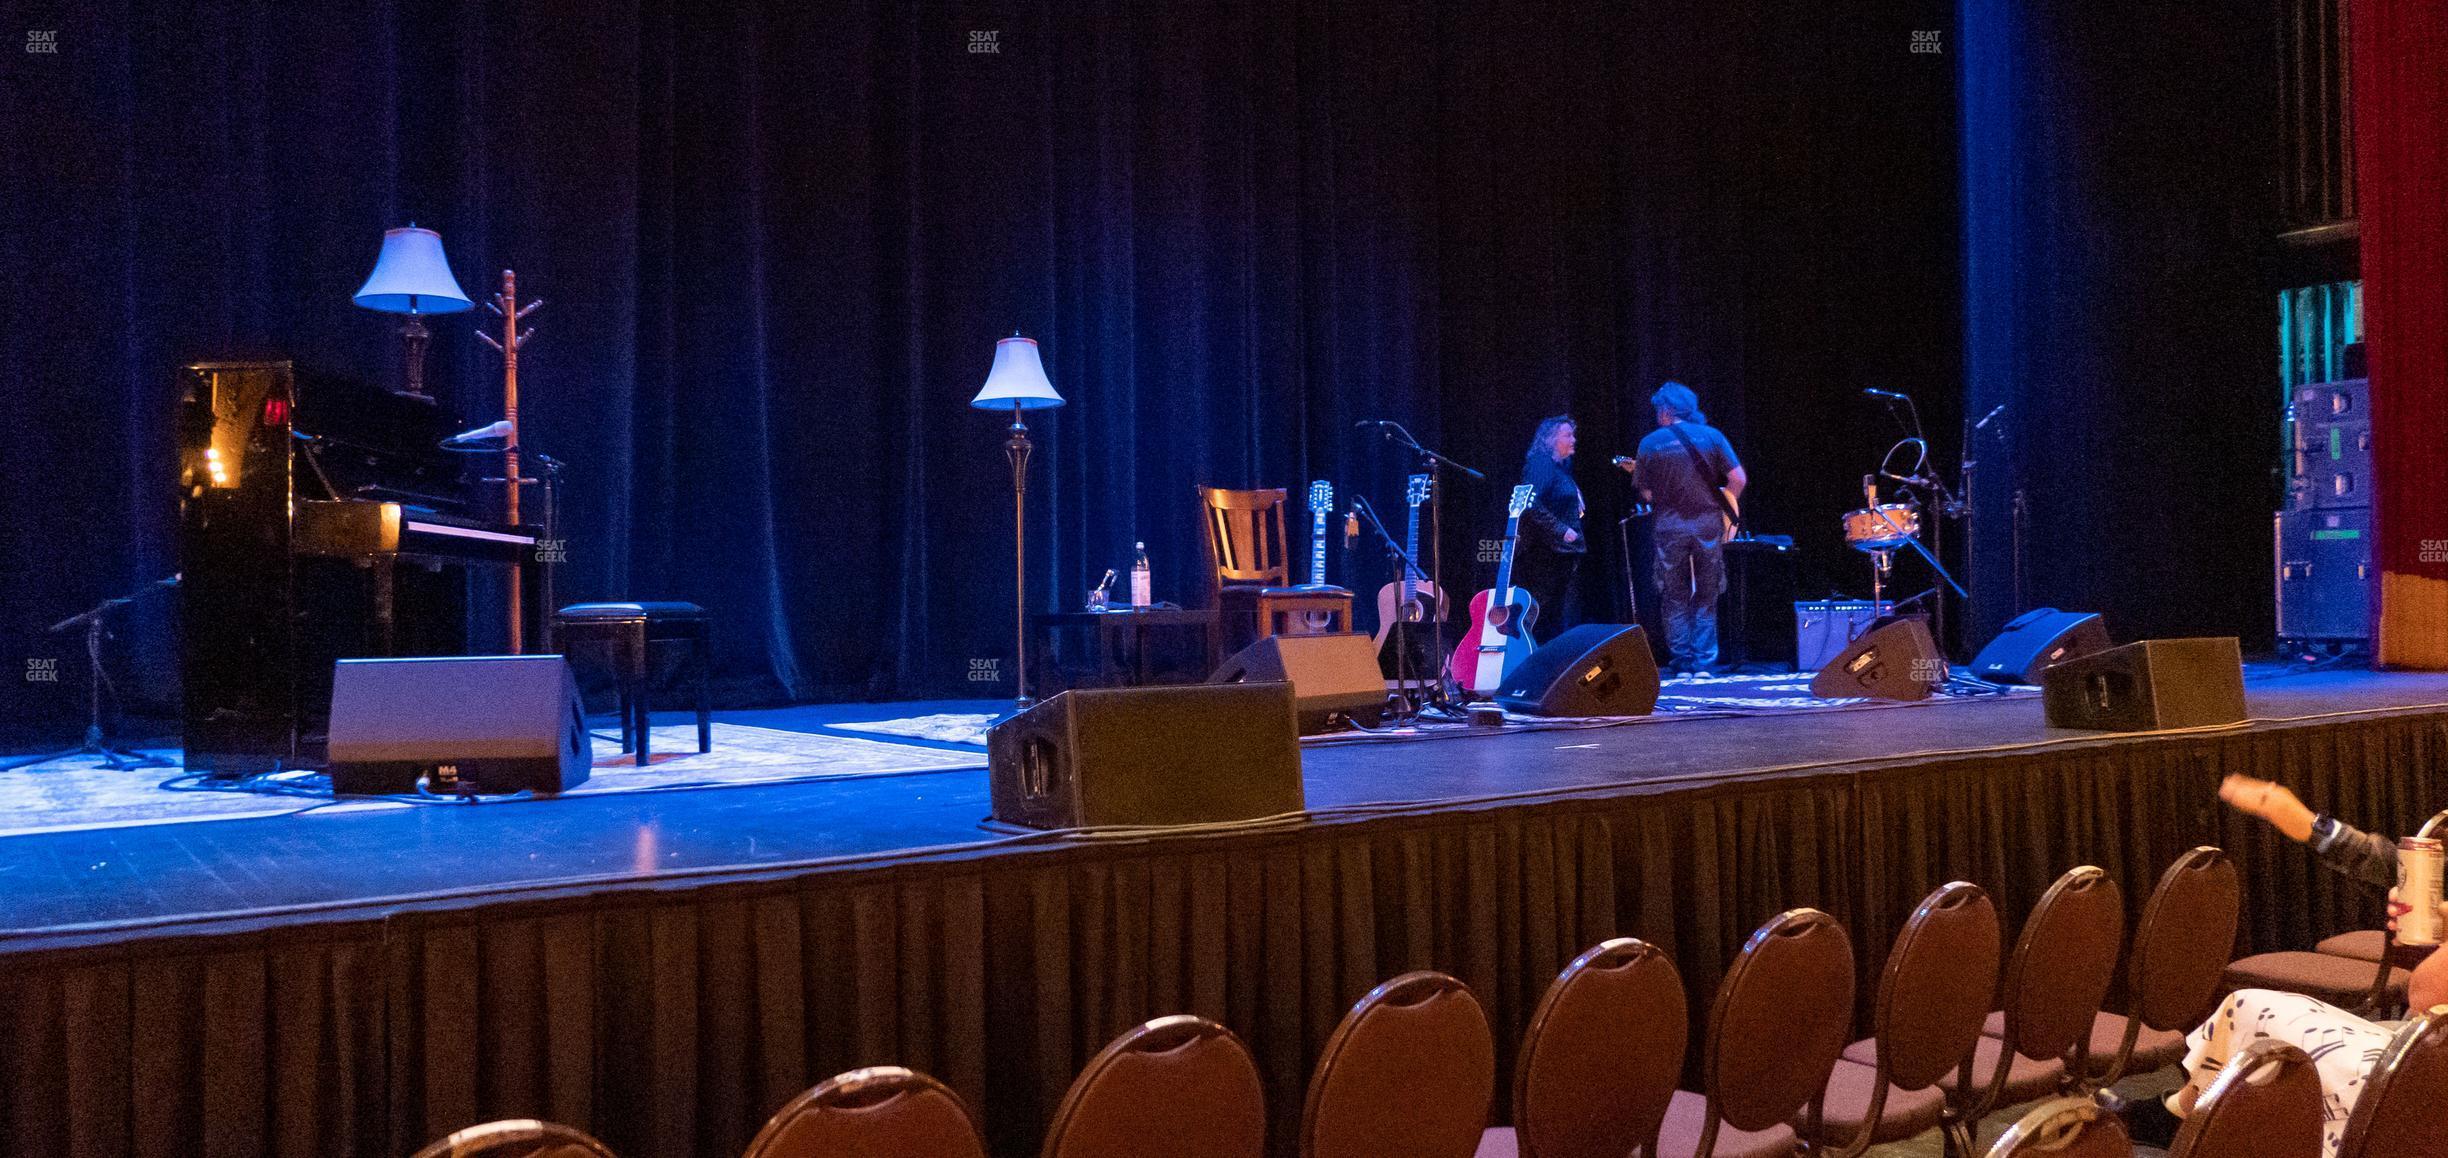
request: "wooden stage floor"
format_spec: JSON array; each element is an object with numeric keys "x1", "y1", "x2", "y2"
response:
[{"x1": 5, "y1": 663, "x2": 2445, "y2": 953}]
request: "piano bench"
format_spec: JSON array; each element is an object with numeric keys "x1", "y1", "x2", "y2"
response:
[{"x1": 553, "y1": 602, "x2": 712, "y2": 765}]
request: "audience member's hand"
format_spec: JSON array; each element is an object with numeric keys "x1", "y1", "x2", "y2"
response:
[
  {"x1": 2384, "y1": 886, "x2": 2447, "y2": 937},
  {"x1": 2219, "y1": 773, "x2": 2317, "y2": 843}
]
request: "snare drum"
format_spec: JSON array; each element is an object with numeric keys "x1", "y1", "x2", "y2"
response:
[{"x1": 1843, "y1": 504, "x2": 1920, "y2": 551}]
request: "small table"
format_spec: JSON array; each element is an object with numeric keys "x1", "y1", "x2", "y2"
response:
[{"x1": 1031, "y1": 608, "x2": 1222, "y2": 696}]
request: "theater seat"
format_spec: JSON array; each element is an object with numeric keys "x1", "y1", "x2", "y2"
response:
[{"x1": 2220, "y1": 951, "x2": 2406, "y2": 1011}]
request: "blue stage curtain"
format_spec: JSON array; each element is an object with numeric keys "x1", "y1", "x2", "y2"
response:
[
  {"x1": 1958, "y1": 0, "x2": 2282, "y2": 646},
  {"x1": 0, "y1": 0, "x2": 1959, "y2": 720}
]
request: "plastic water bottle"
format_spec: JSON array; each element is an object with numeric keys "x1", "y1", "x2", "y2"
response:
[{"x1": 1130, "y1": 542, "x2": 1152, "y2": 608}]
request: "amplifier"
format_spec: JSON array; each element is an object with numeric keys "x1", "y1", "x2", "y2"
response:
[{"x1": 1795, "y1": 600, "x2": 1890, "y2": 672}]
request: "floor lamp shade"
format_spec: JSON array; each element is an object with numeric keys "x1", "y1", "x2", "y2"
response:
[
  {"x1": 353, "y1": 226, "x2": 473, "y2": 314},
  {"x1": 971, "y1": 334, "x2": 1063, "y2": 409}
]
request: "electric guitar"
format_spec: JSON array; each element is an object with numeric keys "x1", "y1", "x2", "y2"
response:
[
  {"x1": 1302, "y1": 479, "x2": 1334, "y2": 587},
  {"x1": 1613, "y1": 454, "x2": 1740, "y2": 540},
  {"x1": 1372, "y1": 473, "x2": 1448, "y2": 652},
  {"x1": 1450, "y1": 484, "x2": 1542, "y2": 696},
  {"x1": 1297, "y1": 479, "x2": 1339, "y2": 631}
]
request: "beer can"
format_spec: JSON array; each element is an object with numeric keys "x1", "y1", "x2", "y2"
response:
[{"x1": 2398, "y1": 836, "x2": 2445, "y2": 947}]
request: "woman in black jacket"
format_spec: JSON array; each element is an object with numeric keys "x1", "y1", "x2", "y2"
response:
[{"x1": 1511, "y1": 415, "x2": 1585, "y2": 642}]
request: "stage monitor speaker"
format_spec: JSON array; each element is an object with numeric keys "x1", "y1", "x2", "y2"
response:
[
  {"x1": 987, "y1": 682, "x2": 1305, "y2": 829},
  {"x1": 2042, "y1": 637, "x2": 2245, "y2": 731},
  {"x1": 1211, "y1": 632, "x2": 1387, "y2": 733},
  {"x1": 1969, "y1": 608, "x2": 2112, "y2": 684},
  {"x1": 327, "y1": 655, "x2": 589, "y2": 795},
  {"x1": 1810, "y1": 615, "x2": 1943, "y2": 701},
  {"x1": 1495, "y1": 623, "x2": 1661, "y2": 717}
]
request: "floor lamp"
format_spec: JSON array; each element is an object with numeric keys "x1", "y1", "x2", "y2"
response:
[
  {"x1": 972, "y1": 333, "x2": 1064, "y2": 708},
  {"x1": 353, "y1": 225, "x2": 473, "y2": 400}
]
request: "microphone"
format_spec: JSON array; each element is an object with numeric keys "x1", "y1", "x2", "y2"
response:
[
  {"x1": 1974, "y1": 404, "x2": 2006, "y2": 430},
  {"x1": 441, "y1": 419, "x2": 514, "y2": 449},
  {"x1": 1863, "y1": 388, "x2": 1909, "y2": 400}
]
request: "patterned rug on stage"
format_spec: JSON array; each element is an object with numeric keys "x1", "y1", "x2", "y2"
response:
[
  {"x1": 831, "y1": 672, "x2": 2038, "y2": 748},
  {"x1": 0, "y1": 722, "x2": 984, "y2": 838}
]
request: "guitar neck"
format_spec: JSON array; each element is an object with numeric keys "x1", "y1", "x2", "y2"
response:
[
  {"x1": 1310, "y1": 512, "x2": 1327, "y2": 585},
  {"x1": 1493, "y1": 515, "x2": 1522, "y2": 596},
  {"x1": 1401, "y1": 503, "x2": 1423, "y2": 596}
]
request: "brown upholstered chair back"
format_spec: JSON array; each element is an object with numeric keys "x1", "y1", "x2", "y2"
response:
[
  {"x1": 1998, "y1": 866, "x2": 2125, "y2": 1066},
  {"x1": 742, "y1": 1066, "x2": 986, "y2": 1158},
  {"x1": 1509, "y1": 938, "x2": 1688, "y2": 1158},
  {"x1": 2129, "y1": 847, "x2": 2241, "y2": 1032},
  {"x1": 1874, "y1": 881, "x2": 2003, "y2": 1092},
  {"x1": 1301, "y1": 971, "x2": 1496, "y2": 1158},
  {"x1": 1042, "y1": 1015, "x2": 1267, "y2": 1158},
  {"x1": 1702, "y1": 908, "x2": 1856, "y2": 1135},
  {"x1": 2336, "y1": 1007, "x2": 2448, "y2": 1158},
  {"x1": 1984, "y1": 1097, "x2": 2134, "y2": 1158},
  {"x1": 2167, "y1": 1040, "x2": 2322, "y2": 1158},
  {"x1": 1198, "y1": 486, "x2": 1294, "y2": 589},
  {"x1": 409, "y1": 1120, "x2": 617, "y2": 1158}
]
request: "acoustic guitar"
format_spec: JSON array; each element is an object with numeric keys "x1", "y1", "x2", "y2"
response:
[
  {"x1": 1372, "y1": 473, "x2": 1447, "y2": 682},
  {"x1": 1449, "y1": 484, "x2": 1541, "y2": 696}
]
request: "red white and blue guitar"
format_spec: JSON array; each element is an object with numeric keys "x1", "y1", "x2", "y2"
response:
[{"x1": 1450, "y1": 484, "x2": 1541, "y2": 696}]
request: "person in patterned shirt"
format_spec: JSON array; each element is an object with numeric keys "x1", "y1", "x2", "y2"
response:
[{"x1": 2119, "y1": 774, "x2": 2448, "y2": 1153}]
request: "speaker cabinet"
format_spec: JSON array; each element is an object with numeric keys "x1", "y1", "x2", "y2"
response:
[
  {"x1": 1969, "y1": 608, "x2": 2112, "y2": 684},
  {"x1": 1810, "y1": 616, "x2": 1944, "y2": 701},
  {"x1": 987, "y1": 682, "x2": 1305, "y2": 829},
  {"x1": 1495, "y1": 624, "x2": 1661, "y2": 717},
  {"x1": 1210, "y1": 632, "x2": 1386, "y2": 734},
  {"x1": 327, "y1": 655, "x2": 590, "y2": 795},
  {"x1": 2042, "y1": 637, "x2": 2245, "y2": 731}
]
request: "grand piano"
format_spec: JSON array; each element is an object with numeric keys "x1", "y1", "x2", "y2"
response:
[{"x1": 178, "y1": 361, "x2": 547, "y2": 774}]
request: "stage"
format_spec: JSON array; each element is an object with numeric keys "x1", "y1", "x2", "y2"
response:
[{"x1": 6, "y1": 666, "x2": 2447, "y2": 1156}]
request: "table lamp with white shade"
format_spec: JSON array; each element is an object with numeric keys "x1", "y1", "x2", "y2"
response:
[
  {"x1": 972, "y1": 333, "x2": 1064, "y2": 707},
  {"x1": 352, "y1": 224, "x2": 473, "y2": 400}
]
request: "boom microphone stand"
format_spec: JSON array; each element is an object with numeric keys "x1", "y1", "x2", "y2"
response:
[{"x1": 3, "y1": 577, "x2": 179, "y2": 772}]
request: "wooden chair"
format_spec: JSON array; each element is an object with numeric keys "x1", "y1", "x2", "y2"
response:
[
  {"x1": 1805, "y1": 882, "x2": 2001, "y2": 1157},
  {"x1": 2082, "y1": 847, "x2": 2240, "y2": 1084},
  {"x1": 741, "y1": 1066, "x2": 986, "y2": 1158},
  {"x1": 1197, "y1": 486, "x2": 1354, "y2": 651},
  {"x1": 1478, "y1": 938, "x2": 1687, "y2": 1158},
  {"x1": 410, "y1": 1119, "x2": 617, "y2": 1158},
  {"x1": 1302, "y1": 971, "x2": 1496, "y2": 1158},
  {"x1": 1982, "y1": 1098, "x2": 2131, "y2": 1158},
  {"x1": 2165, "y1": 1040, "x2": 2323, "y2": 1158},
  {"x1": 1928, "y1": 866, "x2": 2124, "y2": 1157},
  {"x1": 1042, "y1": 1015, "x2": 1267, "y2": 1158},
  {"x1": 2334, "y1": 1007, "x2": 2448, "y2": 1158},
  {"x1": 1659, "y1": 908, "x2": 1856, "y2": 1158}
]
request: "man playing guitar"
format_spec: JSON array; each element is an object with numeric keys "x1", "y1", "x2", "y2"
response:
[{"x1": 1616, "y1": 382, "x2": 1746, "y2": 676}]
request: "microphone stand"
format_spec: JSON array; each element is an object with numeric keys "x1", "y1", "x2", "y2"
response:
[
  {"x1": 1368, "y1": 421, "x2": 1482, "y2": 715},
  {"x1": 3, "y1": 577, "x2": 180, "y2": 772}
]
